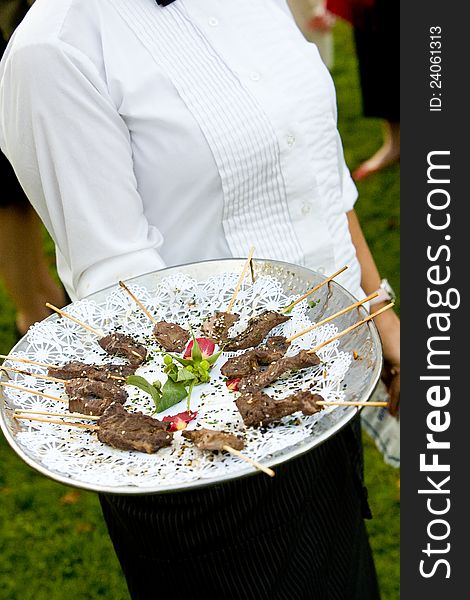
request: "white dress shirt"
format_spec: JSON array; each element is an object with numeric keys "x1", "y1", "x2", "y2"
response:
[{"x1": 0, "y1": 0, "x2": 361, "y2": 301}]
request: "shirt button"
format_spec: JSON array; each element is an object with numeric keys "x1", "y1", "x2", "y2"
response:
[
  {"x1": 286, "y1": 134, "x2": 296, "y2": 147},
  {"x1": 301, "y1": 202, "x2": 312, "y2": 215},
  {"x1": 250, "y1": 71, "x2": 261, "y2": 82},
  {"x1": 208, "y1": 17, "x2": 219, "y2": 27},
  {"x1": 317, "y1": 266, "x2": 326, "y2": 274}
]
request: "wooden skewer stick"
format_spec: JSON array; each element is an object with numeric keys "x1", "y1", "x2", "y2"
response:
[
  {"x1": 0, "y1": 381, "x2": 66, "y2": 403},
  {"x1": 308, "y1": 302, "x2": 395, "y2": 354},
  {"x1": 46, "y1": 303, "x2": 143, "y2": 362},
  {"x1": 0, "y1": 354, "x2": 53, "y2": 369},
  {"x1": 281, "y1": 265, "x2": 348, "y2": 314},
  {"x1": 286, "y1": 292, "x2": 379, "y2": 343},
  {"x1": 119, "y1": 281, "x2": 158, "y2": 325},
  {"x1": 317, "y1": 400, "x2": 388, "y2": 408},
  {"x1": 0, "y1": 366, "x2": 64, "y2": 383},
  {"x1": 222, "y1": 444, "x2": 275, "y2": 477},
  {"x1": 46, "y1": 303, "x2": 104, "y2": 337},
  {"x1": 226, "y1": 246, "x2": 256, "y2": 313},
  {"x1": 1, "y1": 365, "x2": 125, "y2": 384},
  {"x1": 13, "y1": 414, "x2": 99, "y2": 430},
  {"x1": 14, "y1": 408, "x2": 100, "y2": 420}
]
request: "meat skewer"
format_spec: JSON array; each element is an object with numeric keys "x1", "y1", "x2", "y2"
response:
[
  {"x1": 238, "y1": 303, "x2": 394, "y2": 392},
  {"x1": 13, "y1": 403, "x2": 173, "y2": 454},
  {"x1": 152, "y1": 322, "x2": 190, "y2": 353},
  {"x1": 0, "y1": 362, "x2": 130, "y2": 383},
  {"x1": 46, "y1": 303, "x2": 147, "y2": 366},
  {"x1": 64, "y1": 378, "x2": 128, "y2": 415},
  {"x1": 234, "y1": 389, "x2": 388, "y2": 429},
  {"x1": 221, "y1": 336, "x2": 290, "y2": 379},
  {"x1": 205, "y1": 264, "x2": 349, "y2": 349},
  {"x1": 221, "y1": 293, "x2": 377, "y2": 380},
  {"x1": 238, "y1": 350, "x2": 321, "y2": 393},
  {"x1": 118, "y1": 280, "x2": 191, "y2": 352},
  {"x1": 1, "y1": 365, "x2": 67, "y2": 384},
  {"x1": 182, "y1": 428, "x2": 245, "y2": 451},
  {"x1": 236, "y1": 389, "x2": 325, "y2": 428},
  {"x1": 201, "y1": 247, "x2": 255, "y2": 343},
  {"x1": 223, "y1": 310, "x2": 290, "y2": 352},
  {"x1": 201, "y1": 311, "x2": 240, "y2": 345},
  {"x1": 47, "y1": 361, "x2": 132, "y2": 382},
  {"x1": 0, "y1": 379, "x2": 127, "y2": 416},
  {"x1": 281, "y1": 265, "x2": 348, "y2": 314},
  {"x1": 182, "y1": 428, "x2": 276, "y2": 476}
]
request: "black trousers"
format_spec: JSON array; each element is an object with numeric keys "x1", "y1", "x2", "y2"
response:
[
  {"x1": 100, "y1": 418, "x2": 380, "y2": 600},
  {"x1": 353, "y1": 0, "x2": 400, "y2": 122}
]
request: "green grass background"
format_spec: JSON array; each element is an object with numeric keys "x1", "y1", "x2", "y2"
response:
[{"x1": 0, "y1": 20, "x2": 399, "y2": 600}]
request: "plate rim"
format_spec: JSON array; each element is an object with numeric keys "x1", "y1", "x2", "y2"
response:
[{"x1": 0, "y1": 258, "x2": 383, "y2": 495}]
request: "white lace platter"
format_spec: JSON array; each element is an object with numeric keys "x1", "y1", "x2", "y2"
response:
[{"x1": 0, "y1": 259, "x2": 383, "y2": 494}]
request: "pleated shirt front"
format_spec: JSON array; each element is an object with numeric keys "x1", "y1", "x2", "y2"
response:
[{"x1": 0, "y1": 0, "x2": 361, "y2": 300}]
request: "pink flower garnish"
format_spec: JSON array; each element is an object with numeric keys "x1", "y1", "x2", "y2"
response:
[
  {"x1": 183, "y1": 337, "x2": 215, "y2": 359},
  {"x1": 163, "y1": 410, "x2": 198, "y2": 432},
  {"x1": 226, "y1": 378, "x2": 241, "y2": 392}
]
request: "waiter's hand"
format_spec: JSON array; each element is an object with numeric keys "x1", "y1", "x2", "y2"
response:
[{"x1": 373, "y1": 306, "x2": 400, "y2": 416}]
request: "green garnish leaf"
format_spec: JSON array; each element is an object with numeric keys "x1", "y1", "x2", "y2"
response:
[
  {"x1": 126, "y1": 375, "x2": 163, "y2": 408},
  {"x1": 159, "y1": 378, "x2": 188, "y2": 412},
  {"x1": 176, "y1": 367, "x2": 197, "y2": 383},
  {"x1": 191, "y1": 334, "x2": 203, "y2": 363},
  {"x1": 168, "y1": 354, "x2": 193, "y2": 367},
  {"x1": 206, "y1": 349, "x2": 223, "y2": 365}
]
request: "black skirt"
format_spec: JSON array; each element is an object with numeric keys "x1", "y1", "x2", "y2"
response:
[
  {"x1": 352, "y1": 0, "x2": 400, "y2": 122},
  {"x1": 99, "y1": 418, "x2": 380, "y2": 600}
]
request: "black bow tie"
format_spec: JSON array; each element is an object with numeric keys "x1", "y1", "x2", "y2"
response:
[{"x1": 157, "y1": 0, "x2": 176, "y2": 5}]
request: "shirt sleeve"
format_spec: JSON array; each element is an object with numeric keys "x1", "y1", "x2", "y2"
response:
[{"x1": 0, "y1": 39, "x2": 166, "y2": 299}]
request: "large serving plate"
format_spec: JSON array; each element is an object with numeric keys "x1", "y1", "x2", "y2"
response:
[{"x1": 0, "y1": 258, "x2": 382, "y2": 494}]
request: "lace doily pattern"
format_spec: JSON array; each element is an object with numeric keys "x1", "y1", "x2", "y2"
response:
[{"x1": 2, "y1": 273, "x2": 355, "y2": 490}]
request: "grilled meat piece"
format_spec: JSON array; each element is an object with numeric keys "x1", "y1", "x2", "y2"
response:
[
  {"x1": 153, "y1": 321, "x2": 190, "y2": 352},
  {"x1": 48, "y1": 361, "x2": 135, "y2": 383},
  {"x1": 98, "y1": 403, "x2": 173, "y2": 453},
  {"x1": 238, "y1": 350, "x2": 321, "y2": 393},
  {"x1": 98, "y1": 333, "x2": 147, "y2": 366},
  {"x1": 201, "y1": 311, "x2": 240, "y2": 343},
  {"x1": 224, "y1": 311, "x2": 290, "y2": 351},
  {"x1": 221, "y1": 336, "x2": 289, "y2": 379},
  {"x1": 236, "y1": 390, "x2": 324, "y2": 428},
  {"x1": 254, "y1": 336, "x2": 290, "y2": 363},
  {"x1": 182, "y1": 428, "x2": 245, "y2": 451},
  {"x1": 69, "y1": 396, "x2": 116, "y2": 416},
  {"x1": 64, "y1": 378, "x2": 128, "y2": 415}
]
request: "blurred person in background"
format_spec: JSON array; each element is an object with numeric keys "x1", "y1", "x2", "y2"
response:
[
  {"x1": 0, "y1": 0, "x2": 66, "y2": 338},
  {"x1": 327, "y1": 0, "x2": 400, "y2": 180},
  {"x1": 288, "y1": 0, "x2": 336, "y2": 68}
]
